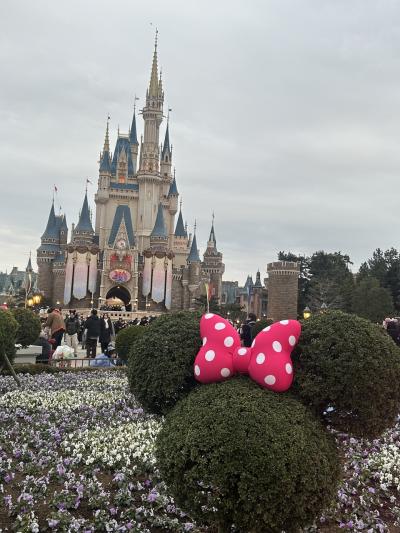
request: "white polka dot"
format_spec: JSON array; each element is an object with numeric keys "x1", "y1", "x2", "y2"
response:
[
  {"x1": 256, "y1": 353, "x2": 265, "y2": 364},
  {"x1": 194, "y1": 365, "x2": 200, "y2": 376},
  {"x1": 205, "y1": 350, "x2": 215, "y2": 362},
  {"x1": 251, "y1": 340, "x2": 256, "y2": 347},
  {"x1": 205, "y1": 313, "x2": 214, "y2": 319},
  {"x1": 221, "y1": 368, "x2": 230, "y2": 378},
  {"x1": 238, "y1": 348, "x2": 247, "y2": 356},
  {"x1": 263, "y1": 326, "x2": 271, "y2": 332},
  {"x1": 215, "y1": 322, "x2": 226, "y2": 331},
  {"x1": 224, "y1": 336, "x2": 234, "y2": 347},
  {"x1": 288, "y1": 335, "x2": 296, "y2": 347},
  {"x1": 286, "y1": 363, "x2": 293, "y2": 374},
  {"x1": 272, "y1": 341, "x2": 282, "y2": 353},
  {"x1": 280, "y1": 320, "x2": 289, "y2": 325},
  {"x1": 202, "y1": 337, "x2": 207, "y2": 346},
  {"x1": 264, "y1": 374, "x2": 276, "y2": 386}
]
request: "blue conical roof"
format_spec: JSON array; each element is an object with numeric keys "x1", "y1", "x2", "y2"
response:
[
  {"x1": 75, "y1": 193, "x2": 94, "y2": 233},
  {"x1": 60, "y1": 214, "x2": 68, "y2": 231},
  {"x1": 41, "y1": 202, "x2": 59, "y2": 240},
  {"x1": 168, "y1": 176, "x2": 178, "y2": 197},
  {"x1": 130, "y1": 112, "x2": 138, "y2": 145},
  {"x1": 26, "y1": 255, "x2": 33, "y2": 272},
  {"x1": 209, "y1": 222, "x2": 216, "y2": 246},
  {"x1": 254, "y1": 270, "x2": 263, "y2": 288},
  {"x1": 187, "y1": 233, "x2": 200, "y2": 263},
  {"x1": 100, "y1": 151, "x2": 111, "y2": 173},
  {"x1": 174, "y1": 210, "x2": 186, "y2": 237},
  {"x1": 151, "y1": 203, "x2": 168, "y2": 239},
  {"x1": 162, "y1": 123, "x2": 171, "y2": 159}
]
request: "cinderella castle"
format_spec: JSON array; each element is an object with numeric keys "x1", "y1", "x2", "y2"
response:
[{"x1": 37, "y1": 36, "x2": 225, "y2": 312}]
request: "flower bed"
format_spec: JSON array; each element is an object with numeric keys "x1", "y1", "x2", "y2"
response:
[{"x1": 0, "y1": 370, "x2": 399, "y2": 531}]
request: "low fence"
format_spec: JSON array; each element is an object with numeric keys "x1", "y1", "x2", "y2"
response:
[{"x1": 49, "y1": 357, "x2": 123, "y2": 369}]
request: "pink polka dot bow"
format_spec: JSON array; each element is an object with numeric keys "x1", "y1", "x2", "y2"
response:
[{"x1": 194, "y1": 313, "x2": 301, "y2": 392}]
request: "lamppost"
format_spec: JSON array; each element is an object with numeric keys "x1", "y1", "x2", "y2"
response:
[
  {"x1": 303, "y1": 306, "x2": 311, "y2": 320},
  {"x1": 320, "y1": 302, "x2": 328, "y2": 313}
]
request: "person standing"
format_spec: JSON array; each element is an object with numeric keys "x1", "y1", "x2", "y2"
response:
[
  {"x1": 45, "y1": 308, "x2": 66, "y2": 348},
  {"x1": 240, "y1": 313, "x2": 257, "y2": 348},
  {"x1": 100, "y1": 313, "x2": 114, "y2": 354},
  {"x1": 84, "y1": 309, "x2": 101, "y2": 358},
  {"x1": 65, "y1": 310, "x2": 80, "y2": 357}
]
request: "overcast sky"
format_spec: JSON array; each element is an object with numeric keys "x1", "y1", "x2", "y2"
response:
[{"x1": 1, "y1": 0, "x2": 400, "y2": 284}]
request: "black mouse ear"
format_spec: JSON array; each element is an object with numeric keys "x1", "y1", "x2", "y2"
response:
[
  {"x1": 156, "y1": 377, "x2": 341, "y2": 532},
  {"x1": 128, "y1": 311, "x2": 202, "y2": 415},
  {"x1": 292, "y1": 310, "x2": 400, "y2": 438}
]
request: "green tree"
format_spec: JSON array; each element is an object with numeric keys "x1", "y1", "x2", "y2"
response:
[
  {"x1": 359, "y1": 248, "x2": 400, "y2": 311},
  {"x1": 352, "y1": 277, "x2": 394, "y2": 323},
  {"x1": 194, "y1": 295, "x2": 220, "y2": 314},
  {"x1": 220, "y1": 302, "x2": 246, "y2": 323}
]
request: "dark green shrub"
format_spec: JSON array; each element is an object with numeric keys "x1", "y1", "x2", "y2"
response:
[
  {"x1": 0, "y1": 309, "x2": 19, "y2": 367},
  {"x1": 252, "y1": 318, "x2": 273, "y2": 338},
  {"x1": 156, "y1": 377, "x2": 341, "y2": 532},
  {"x1": 293, "y1": 310, "x2": 400, "y2": 437},
  {"x1": 115, "y1": 326, "x2": 145, "y2": 361},
  {"x1": 128, "y1": 311, "x2": 201, "y2": 415},
  {"x1": 12, "y1": 308, "x2": 41, "y2": 348}
]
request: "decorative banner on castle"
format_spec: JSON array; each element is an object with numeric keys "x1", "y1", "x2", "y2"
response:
[
  {"x1": 142, "y1": 256, "x2": 152, "y2": 297},
  {"x1": 64, "y1": 255, "x2": 73, "y2": 305},
  {"x1": 109, "y1": 269, "x2": 131, "y2": 283},
  {"x1": 72, "y1": 253, "x2": 88, "y2": 300},
  {"x1": 165, "y1": 259, "x2": 173, "y2": 310},
  {"x1": 151, "y1": 256, "x2": 166, "y2": 303},
  {"x1": 88, "y1": 254, "x2": 97, "y2": 294}
]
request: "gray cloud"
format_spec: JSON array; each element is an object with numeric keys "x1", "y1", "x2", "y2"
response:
[{"x1": 1, "y1": 0, "x2": 400, "y2": 283}]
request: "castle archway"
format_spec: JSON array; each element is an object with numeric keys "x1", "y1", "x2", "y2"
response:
[{"x1": 105, "y1": 285, "x2": 132, "y2": 311}]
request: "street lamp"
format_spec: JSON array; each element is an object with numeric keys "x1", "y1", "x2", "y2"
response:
[
  {"x1": 303, "y1": 306, "x2": 311, "y2": 320},
  {"x1": 320, "y1": 302, "x2": 328, "y2": 313},
  {"x1": 27, "y1": 297, "x2": 34, "y2": 307}
]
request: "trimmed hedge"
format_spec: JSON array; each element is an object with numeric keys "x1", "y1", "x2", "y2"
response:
[
  {"x1": 128, "y1": 311, "x2": 201, "y2": 415},
  {"x1": 0, "y1": 309, "x2": 18, "y2": 366},
  {"x1": 252, "y1": 318, "x2": 273, "y2": 338},
  {"x1": 115, "y1": 326, "x2": 145, "y2": 361},
  {"x1": 1, "y1": 364, "x2": 127, "y2": 375},
  {"x1": 12, "y1": 308, "x2": 41, "y2": 348},
  {"x1": 293, "y1": 310, "x2": 400, "y2": 438},
  {"x1": 156, "y1": 377, "x2": 341, "y2": 532}
]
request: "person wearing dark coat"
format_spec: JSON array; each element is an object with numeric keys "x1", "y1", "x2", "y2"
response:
[
  {"x1": 33, "y1": 331, "x2": 52, "y2": 364},
  {"x1": 240, "y1": 313, "x2": 257, "y2": 348},
  {"x1": 84, "y1": 309, "x2": 101, "y2": 358},
  {"x1": 100, "y1": 313, "x2": 114, "y2": 354}
]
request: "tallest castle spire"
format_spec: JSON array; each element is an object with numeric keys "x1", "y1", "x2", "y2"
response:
[{"x1": 139, "y1": 30, "x2": 164, "y2": 174}]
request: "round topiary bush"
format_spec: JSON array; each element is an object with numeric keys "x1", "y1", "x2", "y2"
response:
[
  {"x1": 128, "y1": 311, "x2": 201, "y2": 415},
  {"x1": 156, "y1": 377, "x2": 341, "y2": 532},
  {"x1": 251, "y1": 318, "x2": 273, "y2": 338},
  {"x1": 11, "y1": 308, "x2": 41, "y2": 348},
  {"x1": 0, "y1": 309, "x2": 19, "y2": 367},
  {"x1": 293, "y1": 310, "x2": 400, "y2": 438},
  {"x1": 115, "y1": 326, "x2": 145, "y2": 361}
]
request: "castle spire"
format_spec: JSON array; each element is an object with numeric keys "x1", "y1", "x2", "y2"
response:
[
  {"x1": 100, "y1": 117, "x2": 111, "y2": 173},
  {"x1": 151, "y1": 202, "x2": 168, "y2": 239},
  {"x1": 103, "y1": 116, "x2": 110, "y2": 153},
  {"x1": 208, "y1": 212, "x2": 217, "y2": 248},
  {"x1": 41, "y1": 201, "x2": 58, "y2": 240},
  {"x1": 174, "y1": 206, "x2": 186, "y2": 237},
  {"x1": 187, "y1": 226, "x2": 201, "y2": 263},
  {"x1": 26, "y1": 252, "x2": 33, "y2": 272},
  {"x1": 148, "y1": 29, "x2": 160, "y2": 99},
  {"x1": 75, "y1": 191, "x2": 94, "y2": 234},
  {"x1": 130, "y1": 104, "x2": 138, "y2": 145}
]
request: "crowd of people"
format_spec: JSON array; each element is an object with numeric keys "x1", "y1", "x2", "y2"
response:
[{"x1": 34, "y1": 308, "x2": 156, "y2": 364}]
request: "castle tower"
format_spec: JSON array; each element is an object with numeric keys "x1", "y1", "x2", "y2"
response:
[
  {"x1": 37, "y1": 201, "x2": 59, "y2": 301},
  {"x1": 266, "y1": 261, "x2": 300, "y2": 320},
  {"x1": 187, "y1": 227, "x2": 201, "y2": 310},
  {"x1": 129, "y1": 107, "x2": 139, "y2": 173},
  {"x1": 137, "y1": 32, "x2": 165, "y2": 251},
  {"x1": 73, "y1": 191, "x2": 95, "y2": 245},
  {"x1": 160, "y1": 119, "x2": 172, "y2": 179},
  {"x1": 150, "y1": 202, "x2": 168, "y2": 252},
  {"x1": 202, "y1": 217, "x2": 225, "y2": 304},
  {"x1": 252, "y1": 269, "x2": 264, "y2": 318}
]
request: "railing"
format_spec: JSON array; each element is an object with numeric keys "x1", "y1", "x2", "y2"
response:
[{"x1": 49, "y1": 357, "x2": 123, "y2": 369}]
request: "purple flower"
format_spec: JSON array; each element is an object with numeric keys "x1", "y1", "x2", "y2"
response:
[
  {"x1": 184, "y1": 523, "x2": 194, "y2": 531},
  {"x1": 48, "y1": 519, "x2": 60, "y2": 528},
  {"x1": 147, "y1": 490, "x2": 159, "y2": 502}
]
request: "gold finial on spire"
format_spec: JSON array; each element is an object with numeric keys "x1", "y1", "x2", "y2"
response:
[
  {"x1": 180, "y1": 197, "x2": 183, "y2": 211},
  {"x1": 194, "y1": 219, "x2": 197, "y2": 234},
  {"x1": 149, "y1": 28, "x2": 160, "y2": 98},
  {"x1": 133, "y1": 94, "x2": 139, "y2": 113}
]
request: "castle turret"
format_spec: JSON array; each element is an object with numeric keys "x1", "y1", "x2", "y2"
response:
[
  {"x1": 73, "y1": 192, "x2": 94, "y2": 245},
  {"x1": 266, "y1": 261, "x2": 300, "y2": 320},
  {"x1": 167, "y1": 170, "x2": 179, "y2": 219},
  {"x1": 202, "y1": 216, "x2": 225, "y2": 304},
  {"x1": 129, "y1": 106, "x2": 139, "y2": 173},
  {"x1": 59, "y1": 214, "x2": 68, "y2": 245},
  {"x1": 99, "y1": 119, "x2": 112, "y2": 187},
  {"x1": 37, "y1": 201, "x2": 60, "y2": 301},
  {"x1": 150, "y1": 202, "x2": 168, "y2": 251},
  {"x1": 160, "y1": 120, "x2": 172, "y2": 178}
]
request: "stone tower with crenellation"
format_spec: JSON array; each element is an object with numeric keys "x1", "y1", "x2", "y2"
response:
[{"x1": 266, "y1": 261, "x2": 300, "y2": 320}]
